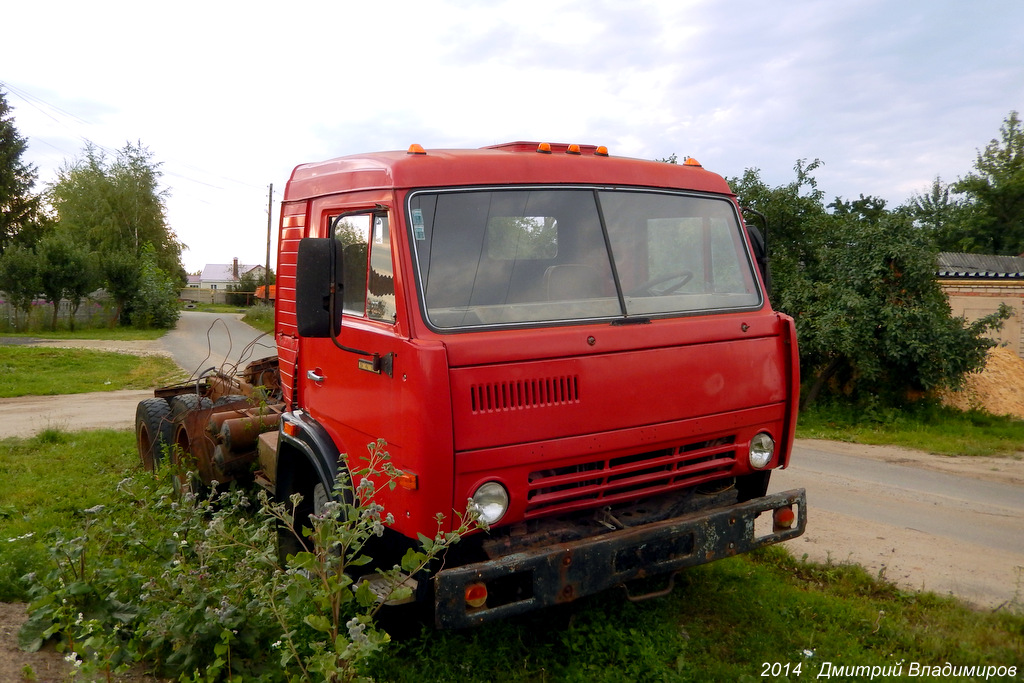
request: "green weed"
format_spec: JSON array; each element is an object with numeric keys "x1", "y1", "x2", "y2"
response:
[
  {"x1": 3, "y1": 431, "x2": 1022, "y2": 681},
  {"x1": 0, "y1": 347, "x2": 183, "y2": 397},
  {"x1": 798, "y1": 398, "x2": 1024, "y2": 456},
  {"x1": 242, "y1": 302, "x2": 275, "y2": 333}
]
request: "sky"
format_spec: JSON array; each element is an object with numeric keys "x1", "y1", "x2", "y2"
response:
[{"x1": 4, "y1": 0, "x2": 1023, "y2": 274}]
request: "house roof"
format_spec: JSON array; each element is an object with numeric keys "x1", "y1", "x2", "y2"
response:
[
  {"x1": 937, "y1": 252, "x2": 1024, "y2": 279},
  {"x1": 200, "y1": 263, "x2": 263, "y2": 282}
]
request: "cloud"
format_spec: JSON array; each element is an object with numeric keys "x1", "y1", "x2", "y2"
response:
[{"x1": 4, "y1": 0, "x2": 1023, "y2": 270}]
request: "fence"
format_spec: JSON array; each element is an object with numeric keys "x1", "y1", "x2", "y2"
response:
[{"x1": 0, "y1": 295, "x2": 116, "y2": 331}]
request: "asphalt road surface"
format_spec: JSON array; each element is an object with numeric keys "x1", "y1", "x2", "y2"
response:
[
  {"x1": 771, "y1": 439, "x2": 1024, "y2": 609},
  {"x1": 162, "y1": 310, "x2": 276, "y2": 378}
]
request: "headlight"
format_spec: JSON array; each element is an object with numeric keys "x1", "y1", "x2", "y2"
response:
[
  {"x1": 749, "y1": 432, "x2": 775, "y2": 469},
  {"x1": 471, "y1": 482, "x2": 509, "y2": 525}
]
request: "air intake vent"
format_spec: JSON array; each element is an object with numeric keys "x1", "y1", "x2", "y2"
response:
[{"x1": 471, "y1": 375, "x2": 580, "y2": 413}]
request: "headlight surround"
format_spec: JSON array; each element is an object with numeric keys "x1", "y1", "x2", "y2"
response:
[
  {"x1": 471, "y1": 482, "x2": 509, "y2": 525},
  {"x1": 748, "y1": 432, "x2": 775, "y2": 469}
]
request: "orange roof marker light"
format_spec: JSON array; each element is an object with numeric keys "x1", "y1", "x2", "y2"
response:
[
  {"x1": 407, "y1": 143, "x2": 427, "y2": 155},
  {"x1": 684, "y1": 157, "x2": 702, "y2": 167},
  {"x1": 566, "y1": 144, "x2": 582, "y2": 155},
  {"x1": 595, "y1": 145, "x2": 609, "y2": 157},
  {"x1": 536, "y1": 142, "x2": 553, "y2": 154}
]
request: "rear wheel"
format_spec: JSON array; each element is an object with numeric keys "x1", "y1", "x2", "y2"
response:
[
  {"x1": 169, "y1": 393, "x2": 212, "y2": 415},
  {"x1": 168, "y1": 394, "x2": 213, "y2": 495},
  {"x1": 136, "y1": 398, "x2": 172, "y2": 471}
]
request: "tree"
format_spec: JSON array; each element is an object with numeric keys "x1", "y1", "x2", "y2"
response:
[
  {"x1": 904, "y1": 176, "x2": 970, "y2": 248},
  {"x1": 37, "y1": 233, "x2": 97, "y2": 330},
  {"x1": 944, "y1": 111, "x2": 1024, "y2": 254},
  {"x1": 730, "y1": 164, "x2": 1006, "y2": 408},
  {"x1": 0, "y1": 245, "x2": 40, "y2": 330},
  {"x1": 128, "y1": 243, "x2": 180, "y2": 329},
  {"x1": 227, "y1": 267, "x2": 276, "y2": 306},
  {"x1": 0, "y1": 88, "x2": 47, "y2": 255},
  {"x1": 102, "y1": 250, "x2": 142, "y2": 326},
  {"x1": 48, "y1": 141, "x2": 186, "y2": 285}
]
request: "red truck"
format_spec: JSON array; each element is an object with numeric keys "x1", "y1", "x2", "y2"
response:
[{"x1": 136, "y1": 141, "x2": 805, "y2": 628}]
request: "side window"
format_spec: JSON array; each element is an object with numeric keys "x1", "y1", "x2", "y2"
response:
[
  {"x1": 368, "y1": 214, "x2": 396, "y2": 322},
  {"x1": 331, "y1": 212, "x2": 396, "y2": 323},
  {"x1": 334, "y1": 215, "x2": 370, "y2": 315}
]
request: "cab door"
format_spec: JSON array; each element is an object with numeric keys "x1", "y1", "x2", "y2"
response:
[{"x1": 299, "y1": 209, "x2": 406, "y2": 456}]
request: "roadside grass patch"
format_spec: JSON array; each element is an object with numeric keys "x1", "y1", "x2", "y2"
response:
[
  {"x1": 797, "y1": 399, "x2": 1024, "y2": 457},
  {"x1": 242, "y1": 302, "x2": 275, "y2": 333},
  {"x1": 0, "y1": 347, "x2": 183, "y2": 397},
  {"x1": 0, "y1": 430, "x2": 136, "y2": 601},
  {"x1": 374, "y1": 547, "x2": 1023, "y2": 682},
  {"x1": 180, "y1": 302, "x2": 248, "y2": 314},
  {"x1": 0, "y1": 327, "x2": 166, "y2": 341},
  {"x1": 3, "y1": 429, "x2": 1021, "y2": 680}
]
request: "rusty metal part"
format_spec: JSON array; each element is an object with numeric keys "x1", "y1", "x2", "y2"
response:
[
  {"x1": 170, "y1": 400, "x2": 283, "y2": 486},
  {"x1": 219, "y1": 413, "x2": 280, "y2": 452},
  {"x1": 433, "y1": 488, "x2": 806, "y2": 629},
  {"x1": 213, "y1": 444, "x2": 259, "y2": 477},
  {"x1": 172, "y1": 406, "x2": 217, "y2": 485}
]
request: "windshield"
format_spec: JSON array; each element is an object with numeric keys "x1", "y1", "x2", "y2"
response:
[{"x1": 408, "y1": 188, "x2": 761, "y2": 330}]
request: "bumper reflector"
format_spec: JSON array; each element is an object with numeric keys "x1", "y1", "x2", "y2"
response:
[
  {"x1": 465, "y1": 582, "x2": 488, "y2": 608},
  {"x1": 773, "y1": 506, "x2": 796, "y2": 530}
]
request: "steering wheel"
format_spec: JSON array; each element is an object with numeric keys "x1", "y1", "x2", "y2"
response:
[{"x1": 630, "y1": 269, "x2": 694, "y2": 296}]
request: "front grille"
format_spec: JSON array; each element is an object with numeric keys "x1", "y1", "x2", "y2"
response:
[
  {"x1": 525, "y1": 436, "x2": 737, "y2": 517},
  {"x1": 470, "y1": 375, "x2": 580, "y2": 413}
]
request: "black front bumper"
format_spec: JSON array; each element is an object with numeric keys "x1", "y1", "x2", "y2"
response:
[{"x1": 434, "y1": 488, "x2": 806, "y2": 628}]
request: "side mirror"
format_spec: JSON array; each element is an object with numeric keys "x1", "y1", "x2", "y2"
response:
[{"x1": 295, "y1": 238, "x2": 344, "y2": 337}]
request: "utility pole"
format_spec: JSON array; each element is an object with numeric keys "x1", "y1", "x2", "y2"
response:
[{"x1": 264, "y1": 183, "x2": 273, "y2": 304}]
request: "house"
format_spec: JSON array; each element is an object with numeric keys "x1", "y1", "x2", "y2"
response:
[
  {"x1": 199, "y1": 258, "x2": 266, "y2": 291},
  {"x1": 937, "y1": 252, "x2": 1024, "y2": 358}
]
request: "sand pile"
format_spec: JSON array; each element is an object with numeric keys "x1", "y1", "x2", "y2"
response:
[{"x1": 941, "y1": 346, "x2": 1024, "y2": 419}]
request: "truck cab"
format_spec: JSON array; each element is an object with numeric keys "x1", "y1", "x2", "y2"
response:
[{"x1": 272, "y1": 141, "x2": 804, "y2": 627}]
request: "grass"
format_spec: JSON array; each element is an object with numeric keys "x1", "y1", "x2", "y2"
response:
[
  {"x1": 241, "y1": 301, "x2": 274, "y2": 333},
  {"x1": 179, "y1": 301, "x2": 274, "y2": 332},
  {"x1": 373, "y1": 549, "x2": 1023, "y2": 682},
  {"x1": 0, "y1": 346, "x2": 184, "y2": 397},
  {"x1": 797, "y1": 400, "x2": 1024, "y2": 457},
  {"x1": 0, "y1": 326, "x2": 166, "y2": 341},
  {"x1": 0, "y1": 429, "x2": 1020, "y2": 680},
  {"x1": 181, "y1": 302, "x2": 249, "y2": 314},
  {"x1": 0, "y1": 429, "x2": 138, "y2": 601}
]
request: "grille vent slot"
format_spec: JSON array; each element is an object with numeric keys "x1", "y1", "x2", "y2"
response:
[
  {"x1": 525, "y1": 435, "x2": 738, "y2": 516},
  {"x1": 471, "y1": 375, "x2": 580, "y2": 413}
]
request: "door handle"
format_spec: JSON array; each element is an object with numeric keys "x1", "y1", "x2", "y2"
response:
[{"x1": 307, "y1": 369, "x2": 326, "y2": 383}]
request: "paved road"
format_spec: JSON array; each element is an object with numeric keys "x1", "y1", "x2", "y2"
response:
[
  {"x1": 0, "y1": 311, "x2": 274, "y2": 438},
  {"x1": 771, "y1": 440, "x2": 1024, "y2": 609},
  {"x1": 163, "y1": 310, "x2": 276, "y2": 378}
]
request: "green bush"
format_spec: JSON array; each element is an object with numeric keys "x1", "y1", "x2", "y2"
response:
[
  {"x1": 126, "y1": 244, "x2": 180, "y2": 329},
  {"x1": 18, "y1": 440, "x2": 476, "y2": 682}
]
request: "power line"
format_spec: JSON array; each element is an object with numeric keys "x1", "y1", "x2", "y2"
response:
[{"x1": 1, "y1": 80, "x2": 264, "y2": 192}]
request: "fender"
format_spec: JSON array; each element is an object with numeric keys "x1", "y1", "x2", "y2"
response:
[{"x1": 275, "y1": 410, "x2": 344, "y2": 504}]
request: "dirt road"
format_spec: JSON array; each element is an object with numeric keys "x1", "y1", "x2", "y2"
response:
[{"x1": 773, "y1": 440, "x2": 1024, "y2": 611}]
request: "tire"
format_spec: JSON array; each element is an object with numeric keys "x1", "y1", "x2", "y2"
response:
[
  {"x1": 169, "y1": 393, "x2": 213, "y2": 416},
  {"x1": 136, "y1": 398, "x2": 173, "y2": 471},
  {"x1": 168, "y1": 393, "x2": 213, "y2": 495}
]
